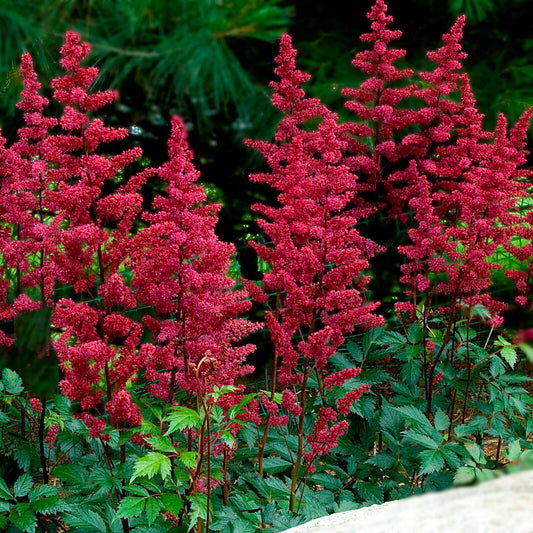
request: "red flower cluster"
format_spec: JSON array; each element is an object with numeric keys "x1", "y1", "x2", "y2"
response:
[
  {"x1": 248, "y1": 34, "x2": 379, "y2": 486},
  {"x1": 130, "y1": 116, "x2": 259, "y2": 402}
]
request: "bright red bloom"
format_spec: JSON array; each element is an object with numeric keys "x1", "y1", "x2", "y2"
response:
[
  {"x1": 130, "y1": 116, "x2": 259, "y2": 401},
  {"x1": 248, "y1": 34, "x2": 377, "y2": 474}
]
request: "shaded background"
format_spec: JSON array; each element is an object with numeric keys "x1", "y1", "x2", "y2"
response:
[{"x1": 0, "y1": 0, "x2": 531, "y2": 392}]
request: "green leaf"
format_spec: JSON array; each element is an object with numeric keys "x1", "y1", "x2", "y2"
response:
[
  {"x1": 220, "y1": 431, "x2": 235, "y2": 448},
  {"x1": 160, "y1": 493, "x2": 183, "y2": 515},
  {"x1": 403, "y1": 429, "x2": 441, "y2": 449},
  {"x1": 505, "y1": 439, "x2": 522, "y2": 462},
  {"x1": 164, "y1": 407, "x2": 202, "y2": 434},
  {"x1": 144, "y1": 436, "x2": 178, "y2": 454},
  {"x1": 346, "y1": 340, "x2": 363, "y2": 362},
  {"x1": 210, "y1": 404, "x2": 224, "y2": 423},
  {"x1": 14, "y1": 444, "x2": 35, "y2": 472},
  {"x1": 131, "y1": 452, "x2": 172, "y2": 482},
  {"x1": 117, "y1": 496, "x2": 146, "y2": 519},
  {"x1": 365, "y1": 453, "x2": 396, "y2": 469},
  {"x1": 145, "y1": 496, "x2": 161, "y2": 526},
  {"x1": 308, "y1": 472, "x2": 342, "y2": 491},
  {"x1": 355, "y1": 481, "x2": 383, "y2": 504},
  {"x1": 501, "y1": 346, "x2": 517, "y2": 368},
  {"x1": 31, "y1": 495, "x2": 63, "y2": 514},
  {"x1": 124, "y1": 484, "x2": 150, "y2": 497},
  {"x1": 464, "y1": 441, "x2": 484, "y2": 464},
  {"x1": 262, "y1": 456, "x2": 292, "y2": 474},
  {"x1": 264, "y1": 477, "x2": 290, "y2": 500},
  {"x1": 0, "y1": 478, "x2": 13, "y2": 500},
  {"x1": 394, "y1": 405, "x2": 433, "y2": 431},
  {"x1": 29, "y1": 485, "x2": 61, "y2": 502},
  {"x1": 13, "y1": 473, "x2": 33, "y2": 498},
  {"x1": 2, "y1": 368, "x2": 24, "y2": 395},
  {"x1": 434, "y1": 409, "x2": 450, "y2": 431},
  {"x1": 454, "y1": 416, "x2": 487, "y2": 437},
  {"x1": 179, "y1": 451, "x2": 198, "y2": 469},
  {"x1": 52, "y1": 464, "x2": 85, "y2": 485},
  {"x1": 454, "y1": 466, "x2": 476, "y2": 485},
  {"x1": 189, "y1": 494, "x2": 208, "y2": 530},
  {"x1": 400, "y1": 359, "x2": 421, "y2": 386},
  {"x1": 0, "y1": 500, "x2": 12, "y2": 512},
  {"x1": 518, "y1": 343, "x2": 533, "y2": 363},
  {"x1": 62, "y1": 509, "x2": 108, "y2": 532},
  {"x1": 408, "y1": 323, "x2": 423, "y2": 344},
  {"x1": 9, "y1": 503, "x2": 36, "y2": 532},
  {"x1": 380, "y1": 331, "x2": 407, "y2": 345},
  {"x1": 418, "y1": 449, "x2": 445, "y2": 475}
]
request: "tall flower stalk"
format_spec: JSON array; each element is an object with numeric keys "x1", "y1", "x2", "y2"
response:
[{"x1": 248, "y1": 34, "x2": 382, "y2": 510}]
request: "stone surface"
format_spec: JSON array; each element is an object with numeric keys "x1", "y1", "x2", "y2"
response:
[{"x1": 284, "y1": 469, "x2": 533, "y2": 533}]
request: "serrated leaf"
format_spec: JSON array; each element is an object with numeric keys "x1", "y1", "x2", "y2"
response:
[
  {"x1": 394, "y1": 405, "x2": 433, "y2": 431},
  {"x1": 226, "y1": 392, "x2": 256, "y2": 420},
  {"x1": 28, "y1": 485, "x2": 60, "y2": 502},
  {"x1": 164, "y1": 407, "x2": 202, "y2": 434},
  {"x1": 434, "y1": 409, "x2": 450, "y2": 431},
  {"x1": 365, "y1": 453, "x2": 396, "y2": 469},
  {"x1": 63, "y1": 508, "x2": 108, "y2": 532},
  {"x1": 501, "y1": 346, "x2": 517, "y2": 368},
  {"x1": 0, "y1": 478, "x2": 13, "y2": 500},
  {"x1": 505, "y1": 439, "x2": 521, "y2": 461},
  {"x1": 408, "y1": 323, "x2": 423, "y2": 344},
  {"x1": 117, "y1": 496, "x2": 146, "y2": 519},
  {"x1": 454, "y1": 466, "x2": 476, "y2": 485},
  {"x1": 9, "y1": 503, "x2": 36, "y2": 532},
  {"x1": 418, "y1": 449, "x2": 445, "y2": 475},
  {"x1": 464, "y1": 441, "x2": 484, "y2": 464},
  {"x1": 52, "y1": 464, "x2": 85, "y2": 484},
  {"x1": 262, "y1": 456, "x2": 292, "y2": 474},
  {"x1": 14, "y1": 444, "x2": 35, "y2": 472},
  {"x1": 355, "y1": 481, "x2": 383, "y2": 504},
  {"x1": 346, "y1": 340, "x2": 363, "y2": 362},
  {"x1": 189, "y1": 494, "x2": 208, "y2": 531},
  {"x1": 144, "y1": 436, "x2": 178, "y2": 454},
  {"x1": 145, "y1": 497, "x2": 160, "y2": 526},
  {"x1": 0, "y1": 500, "x2": 12, "y2": 512},
  {"x1": 124, "y1": 484, "x2": 149, "y2": 497},
  {"x1": 490, "y1": 355, "x2": 506, "y2": 377},
  {"x1": 402, "y1": 428, "x2": 441, "y2": 449},
  {"x1": 454, "y1": 416, "x2": 487, "y2": 437},
  {"x1": 381, "y1": 331, "x2": 407, "y2": 345},
  {"x1": 220, "y1": 431, "x2": 235, "y2": 448},
  {"x1": 13, "y1": 473, "x2": 33, "y2": 498},
  {"x1": 31, "y1": 495, "x2": 63, "y2": 514},
  {"x1": 308, "y1": 472, "x2": 342, "y2": 491},
  {"x1": 179, "y1": 451, "x2": 198, "y2": 469},
  {"x1": 131, "y1": 452, "x2": 171, "y2": 482},
  {"x1": 264, "y1": 476, "x2": 290, "y2": 500},
  {"x1": 160, "y1": 493, "x2": 183, "y2": 515},
  {"x1": 2, "y1": 368, "x2": 24, "y2": 395}
]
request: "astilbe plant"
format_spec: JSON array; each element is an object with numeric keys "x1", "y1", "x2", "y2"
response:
[
  {"x1": 0, "y1": 53, "x2": 59, "y2": 348},
  {"x1": 247, "y1": 34, "x2": 382, "y2": 511},
  {"x1": 131, "y1": 116, "x2": 258, "y2": 404},
  {"x1": 129, "y1": 116, "x2": 259, "y2": 525},
  {"x1": 393, "y1": 17, "x2": 532, "y2": 413},
  {"x1": 37, "y1": 31, "x2": 146, "y2": 437}
]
